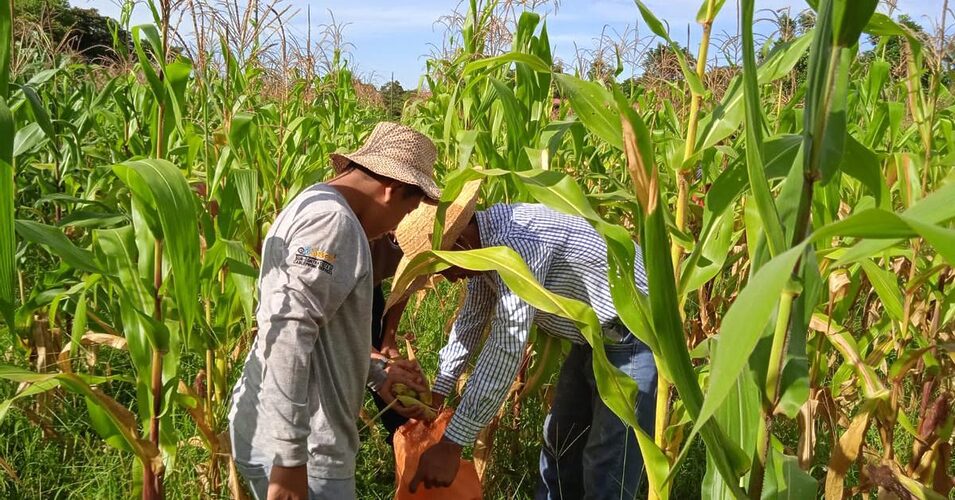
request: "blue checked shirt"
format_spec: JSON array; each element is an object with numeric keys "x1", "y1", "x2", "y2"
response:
[{"x1": 433, "y1": 203, "x2": 649, "y2": 446}]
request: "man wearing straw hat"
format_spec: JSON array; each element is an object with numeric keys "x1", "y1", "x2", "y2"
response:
[
  {"x1": 388, "y1": 182, "x2": 657, "y2": 500},
  {"x1": 229, "y1": 122, "x2": 439, "y2": 500}
]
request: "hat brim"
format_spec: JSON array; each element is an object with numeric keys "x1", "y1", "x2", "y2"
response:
[
  {"x1": 331, "y1": 152, "x2": 441, "y2": 201},
  {"x1": 385, "y1": 178, "x2": 482, "y2": 311}
]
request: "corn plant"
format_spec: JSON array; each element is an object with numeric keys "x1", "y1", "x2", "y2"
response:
[{"x1": 2, "y1": 0, "x2": 954, "y2": 498}]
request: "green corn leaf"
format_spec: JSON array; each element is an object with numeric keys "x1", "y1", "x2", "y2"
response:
[
  {"x1": 93, "y1": 227, "x2": 151, "y2": 374},
  {"x1": 489, "y1": 78, "x2": 528, "y2": 145},
  {"x1": 0, "y1": 366, "x2": 159, "y2": 467},
  {"x1": 812, "y1": 313, "x2": 888, "y2": 400},
  {"x1": 87, "y1": 395, "x2": 134, "y2": 453},
  {"x1": 681, "y1": 208, "x2": 736, "y2": 293},
  {"x1": 233, "y1": 169, "x2": 259, "y2": 231},
  {"x1": 160, "y1": 58, "x2": 192, "y2": 153},
  {"x1": 860, "y1": 259, "x2": 904, "y2": 322},
  {"x1": 229, "y1": 112, "x2": 255, "y2": 149},
  {"x1": 616, "y1": 91, "x2": 749, "y2": 489},
  {"x1": 113, "y1": 159, "x2": 200, "y2": 340},
  {"x1": 763, "y1": 448, "x2": 818, "y2": 499},
  {"x1": 701, "y1": 367, "x2": 761, "y2": 498},
  {"x1": 553, "y1": 74, "x2": 622, "y2": 151},
  {"x1": 0, "y1": 378, "x2": 60, "y2": 423},
  {"x1": 0, "y1": 0, "x2": 10, "y2": 97},
  {"x1": 69, "y1": 277, "x2": 96, "y2": 361},
  {"x1": 17, "y1": 85, "x2": 55, "y2": 141},
  {"x1": 741, "y1": 0, "x2": 785, "y2": 259},
  {"x1": 463, "y1": 52, "x2": 551, "y2": 75},
  {"x1": 13, "y1": 122, "x2": 46, "y2": 157},
  {"x1": 57, "y1": 210, "x2": 127, "y2": 229},
  {"x1": 456, "y1": 130, "x2": 480, "y2": 171},
  {"x1": 132, "y1": 26, "x2": 163, "y2": 102},
  {"x1": 14, "y1": 220, "x2": 103, "y2": 274},
  {"x1": 224, "y1": 240, "x2": 256, "y2": 325},
  {"x1": 690, "y1": 242, "x2": 805, "y2": 449},
  {"x1": 840, "y1": 136, "x2": 888, "y2": 208},
  {"x1": 832, "y1": 0, "x2": 879, "y2": 47},
  {"x1": 704, "y1": 135, "x2": 801, "y2": 218},
  {"x1": 632, "y1": 0, "x2": 705, "y2": 95},
  {"x1": 689, "y1": 206, "x2": 955, "y2": 443},
  {"x1": 0, "y1": 98, "x2": 13, "y2": 328},
  {"x1": 696, "y1": 0, "x2": 727, "y2": 24},
  {"x1": 696, "y1": 34, "x2": 812, "y2": 152}
]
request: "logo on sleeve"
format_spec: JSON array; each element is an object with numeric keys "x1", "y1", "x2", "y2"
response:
[{"x1": 293, "y1": 246, "x2": 336, "y2": 274}]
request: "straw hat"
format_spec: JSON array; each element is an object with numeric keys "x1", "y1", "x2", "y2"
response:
[
  {"x1": 386, "y1": 178, "x2": 483, "y2": 310},
  {"x1": 330, "y1": 122, "x2": 441, "y2": 201}
]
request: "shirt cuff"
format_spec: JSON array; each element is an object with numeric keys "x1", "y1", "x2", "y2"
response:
[
  {"x1": 444, "y1": 411, "x2": 485, "y2": 446},
  {"x1": 270, "y1": 444, "x2": 308, "y2": 468},
  {"x1": 367, "y1": 360, "x2": 388, "y2": 392},
  {"x1": 432, "y1": 372, "x2": 458, "y2": 397}
]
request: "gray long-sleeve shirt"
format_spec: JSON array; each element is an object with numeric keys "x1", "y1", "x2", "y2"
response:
[{"x1": 229, "y1": 183, "x2": 372, "y2": 479}]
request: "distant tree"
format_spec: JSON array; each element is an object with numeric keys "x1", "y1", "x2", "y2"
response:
[
  {"x1": 379, "y1": 80, "x2": 412, "y2": 119},
  {"x1": 797, "y1": 10, "x2": 816, "y2": 33},
  {"x1": 641, "y1": 42, "x2": 696, "y2": 83},
  {"x1": 864, "y1": 14, "x2": 925, "y2": 72},
  {"x1": 16, "y1": 0, "x2": 130, "y2": 61}
]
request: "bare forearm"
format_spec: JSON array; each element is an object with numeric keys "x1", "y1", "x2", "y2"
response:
[{"x1": 382, "y1": 298, "x2": 407, "y2": 347}]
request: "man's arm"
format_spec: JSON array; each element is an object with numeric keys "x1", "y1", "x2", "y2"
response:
[
  {"x1": 432, "y1": 276, "x2": 496, "y2": 399},
  {"x1": 443, "y1": 283, "x2": 535, "y2": 445},
  {"x1": 409, "y1": 283, "x2": 536, "y2": 493},
  {"x1": 410, "y1": 239, "x2": 552, "y2": 491},
  {"x1": 254, "y1": 212, "x2": 364, "y2": 491},
  {"x1": 377, "y1": 297, "x2": 407, "y2": 359}
]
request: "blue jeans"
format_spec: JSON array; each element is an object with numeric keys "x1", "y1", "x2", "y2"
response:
[{"x1": 536, "y1": 332, "x2": 657, "y2": 500}]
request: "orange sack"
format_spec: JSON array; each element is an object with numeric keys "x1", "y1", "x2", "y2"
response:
[{"x1": 393, "y1": 409, "x2": 483, "y2": 500}]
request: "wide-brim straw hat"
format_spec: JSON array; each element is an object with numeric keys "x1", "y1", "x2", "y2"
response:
[
  {"x1": 330, "y1": 122, "x2": 441, "y2": 201},
  {"x1": 385, "y1": 178, "x2": 483, "y2": 311}
]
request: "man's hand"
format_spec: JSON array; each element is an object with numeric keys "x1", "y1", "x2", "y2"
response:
[
  {"x1": 430, "y1": 392, "x2": 446, "y2": 409},
  {"x1": 268, "y1": 465, "x2": 308, "y2": 500},
  {"x1": 377, "y1": 359, "x2": 433, "y2": 420},
  {"x1": 409, "y1": 438, "x2": 463, "y2": 492},
  {"x1": 379, "y1": 339, "x2": 401, "y2": 360}
]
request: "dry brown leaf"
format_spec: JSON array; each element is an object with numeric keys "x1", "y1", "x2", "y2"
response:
[
  {"x1": 473, "y1": 415, "x2": 499, "y2": 481},
  {"x1": 81, "y1": 333, "x2": 128, "y2": 350},
  {"x1": 57, "y1": 343, "x2": 75, "y2": 374},
  {"x1": 217, "y1": 431, "x2": 232, "y2": 456},
  {"x1": 57, "y1": 333, "x2": 129, "y2": 373},
  {"x1": 621, "y1": 113, "x2": 657, "y2": 213},
  {"x1": 825, "y1": 410, "x2": 872, "y2": 499},
  {"x1": 0, "y1": 455, "x2": 20, "y2": 485},
  {"x1": 829, "y1": 269, "x2": 852, "y2": 303},
  {"x1": 177, "y1": 380, "x2": 218, "y2": 450},
  {"x1": 798, "y1": 395, "x2": 818, "y2": 470},
  {"x1": 228, "y1": 456, "x2": 251, "y2": 500}
]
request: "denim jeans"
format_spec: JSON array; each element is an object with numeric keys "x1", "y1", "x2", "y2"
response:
[
  {"x1": 233, "y1": 460, "x2": 356, "y2": 500},
  {"x1": 536, "y1": 331, "x2": 657, "y2": 500}
]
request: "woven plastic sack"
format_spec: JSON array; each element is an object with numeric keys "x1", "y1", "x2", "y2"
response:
[{"x1": 393, "y1": 409, "x2": 483, "y2": 500}]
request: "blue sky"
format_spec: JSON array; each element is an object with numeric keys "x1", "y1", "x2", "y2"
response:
[{"x1": 74, "y1": 0, "x2": 945, "y2": 88}]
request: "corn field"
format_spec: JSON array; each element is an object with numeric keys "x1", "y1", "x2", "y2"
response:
[{"x1": 1, "y1": 0, "x2": 954, "y2": 498}]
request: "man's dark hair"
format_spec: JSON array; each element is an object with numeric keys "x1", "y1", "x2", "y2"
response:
[{"x1": 346, "y1": 161, "x2": 425, "y2": 199}]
